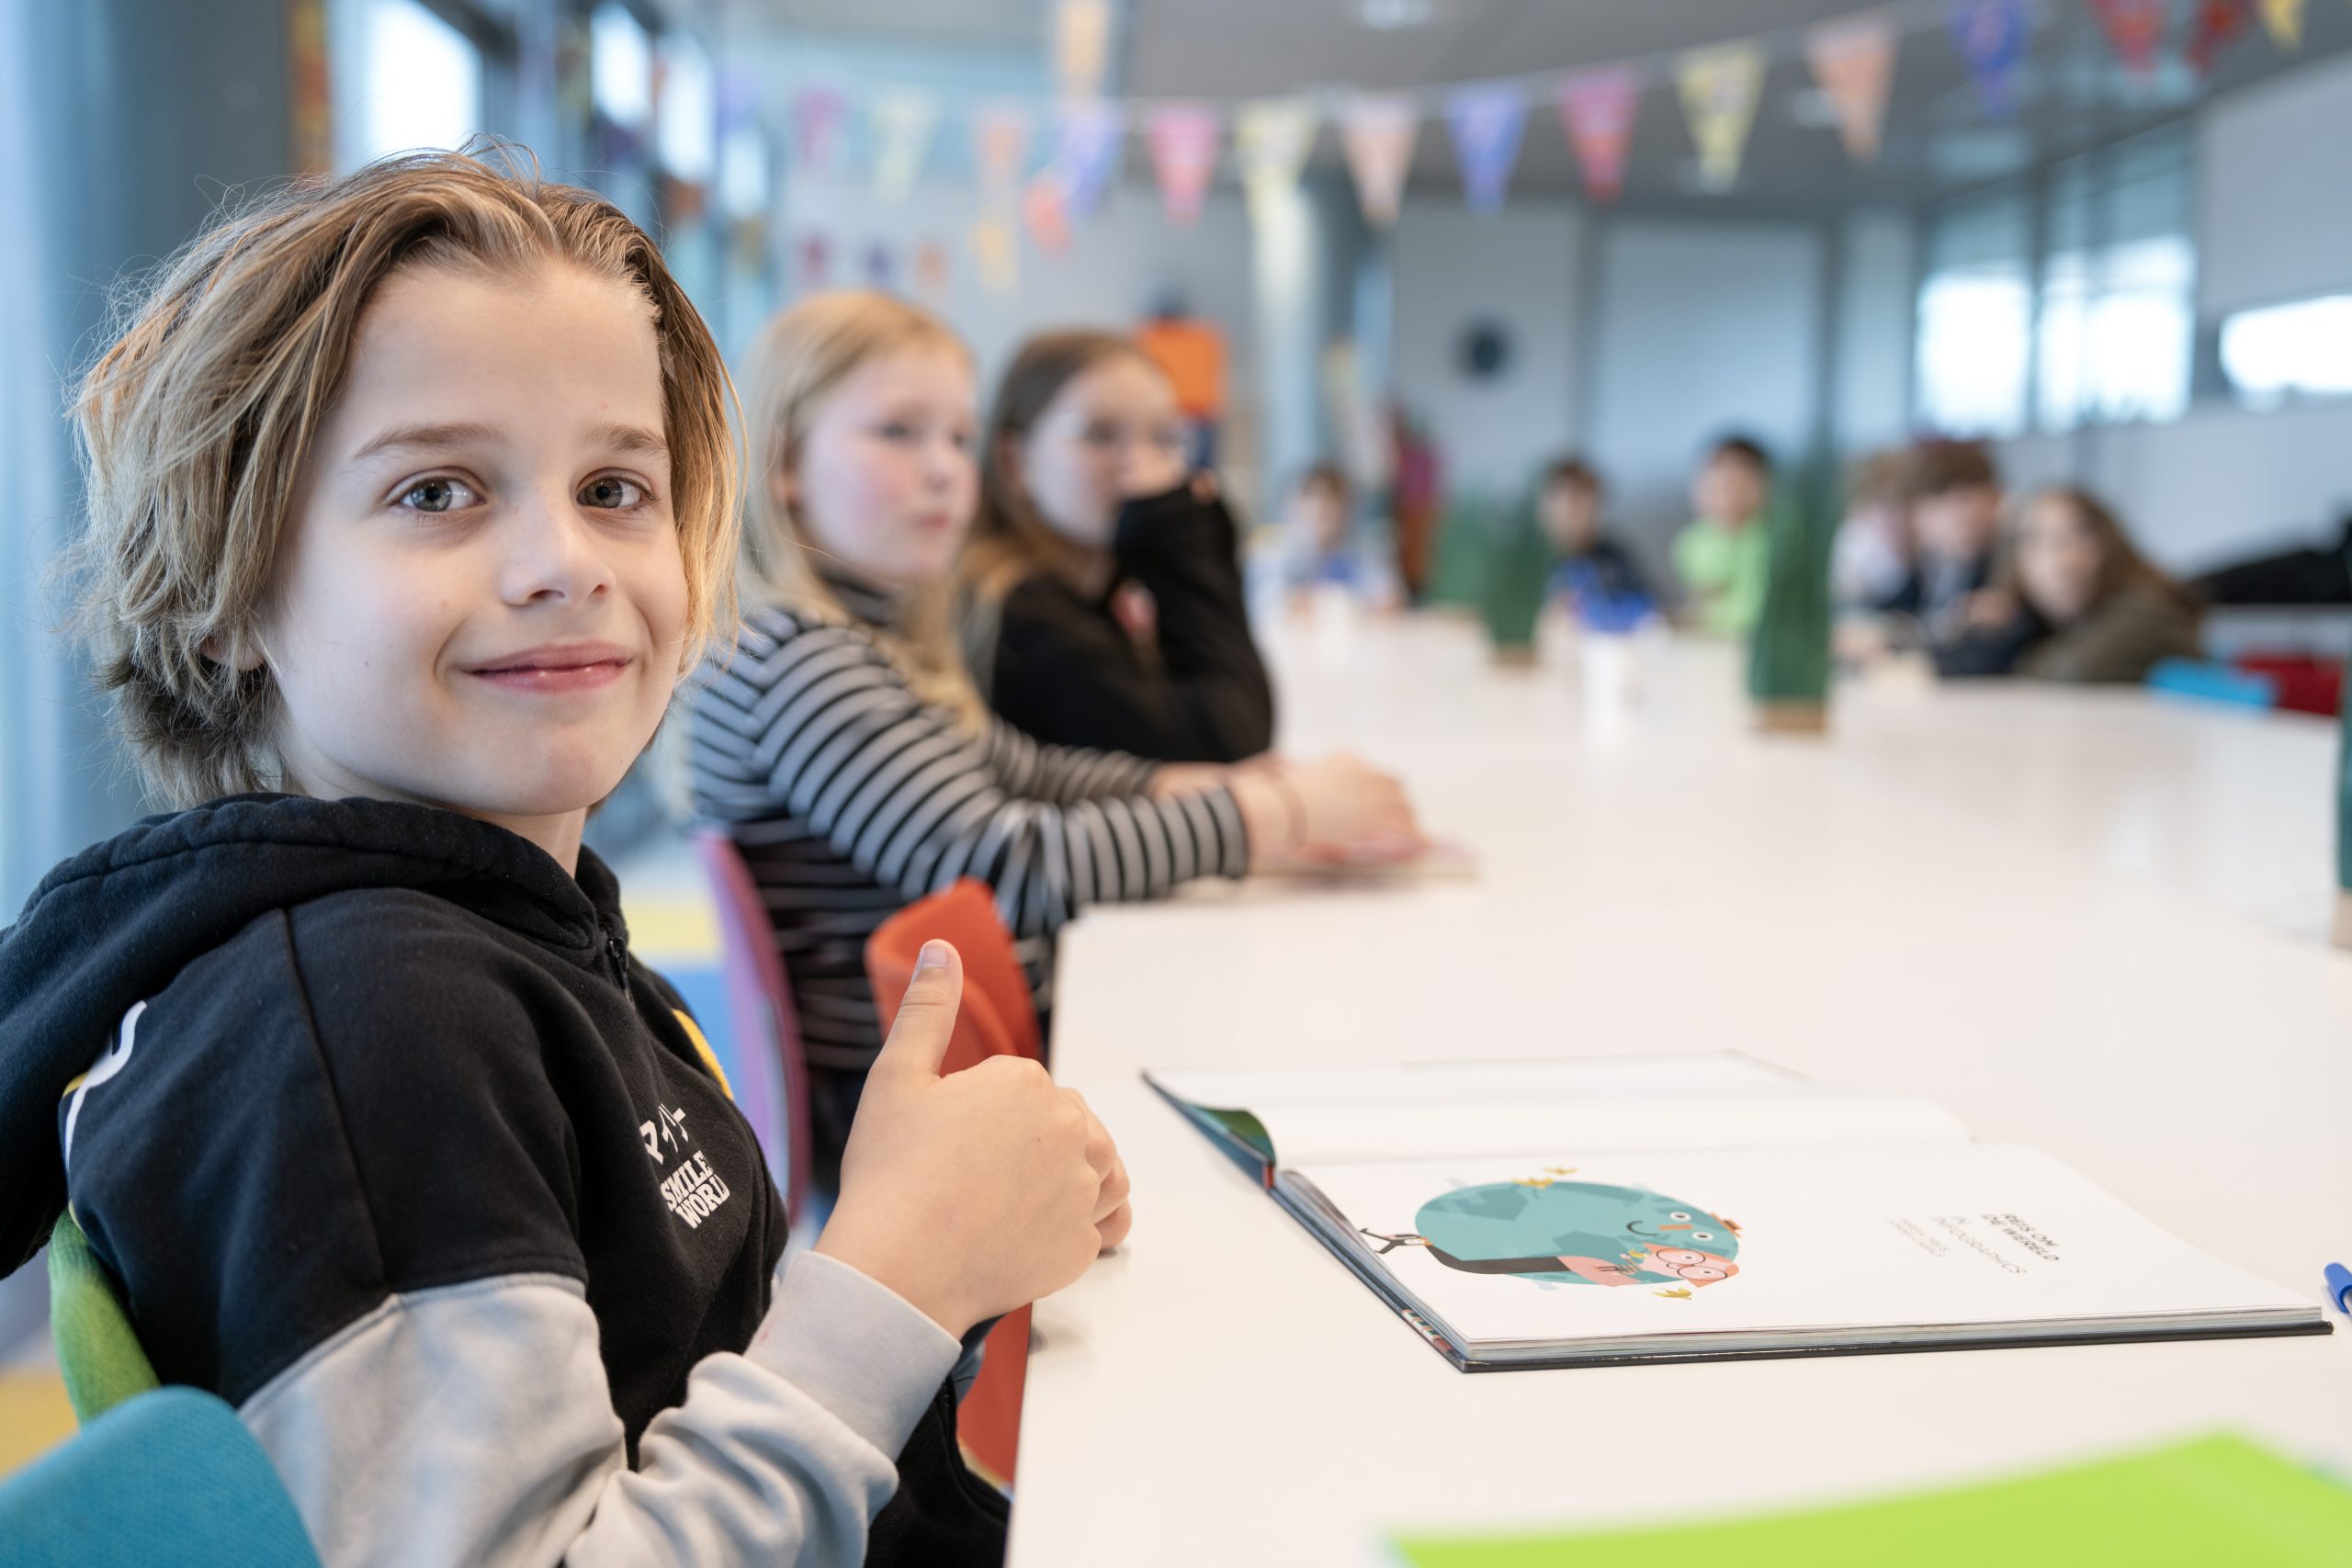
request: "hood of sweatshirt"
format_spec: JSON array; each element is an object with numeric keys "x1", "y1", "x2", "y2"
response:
[{"x1": 0, "y1": 793, "x2": 629, "y2": 1273}]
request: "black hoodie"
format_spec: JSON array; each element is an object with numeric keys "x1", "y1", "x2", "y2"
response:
[{"x1": 1, "y1": 794, "x2": 1005, "y2": 1566}]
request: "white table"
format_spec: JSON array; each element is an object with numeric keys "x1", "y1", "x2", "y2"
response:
[{"x1": 1009, "y1": 615, "x2": 2352, "y2": 1566}]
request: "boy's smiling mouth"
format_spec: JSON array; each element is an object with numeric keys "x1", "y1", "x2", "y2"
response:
[{"x1": 468, "y1": 640, "x2": 634, "y2": 694}]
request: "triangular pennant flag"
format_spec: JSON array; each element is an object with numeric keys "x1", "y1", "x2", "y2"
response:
[
  {"x1": 1050, "y1": 97, "x2": 1122, "y2": 219},
  {"x1": 1340, "y1": 95, "x2": 1419, "y2": 226},
  {"x1": 973, "y1": 104, "x2": 1033, "y2": 198},
  {"x1": 1444, "y1": 83, "x2": 1527, "y2": 214},
  {"x1": 1948, "y1": 0, "x2": 2030, "y2": 120},
  {"x1": 913, "y1": 239, "x2": 952, "y2": 300},
  {"x1": 862, "y1": 240, "x2": 898, "y2": 291},
  {"x1": 1806, "y1": 12, "x2": 1897, "y2": 161},
  {"x1": 1676, "y1": 42, "x2": 1766, "y2": 193},
  {"x1": 1054, "y1": 0, "x2": 1112, "y2": 96},
  {"x1": 1146, "y1": 103, "x2": 1222, "y2": 225},
  {"x1": 1021, "y1": 174, "x2": 1072, "y2": 254},
  {"x1": 2087, "y1": 0, "x2": 2168, "y2": 75},
  {"x1": 791, "y1": 87, "x2": 849, "y2": 175},
  {"x1": 970, "y1": 214, "x2": 1018, "y2": 295},
  {"x1": 796, "y1": 231, "x2": 831, "y2": 291},
  {"x1": 1235, "y1": 97, "x2": 1318, "y2": 209},
  {"x1": 2188, "y1": 0, "x2": 2256, "y2": 73},
  {"x1": 1555, "y1": 67, "x2": 1642, "y2": 204},
  {"x1": 2259, "y1": 0, "x2": 2305, "y2": 47},
  {"x1": 869, "y1": 91, "x2": 938, "y2": 201}
]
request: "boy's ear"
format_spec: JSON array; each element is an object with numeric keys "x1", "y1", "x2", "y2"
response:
[{"x1": 199, "y1": 626, "x2": 267, "y2": 674}]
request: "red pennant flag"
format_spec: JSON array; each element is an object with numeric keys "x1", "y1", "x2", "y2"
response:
[
  {"x1": 2188, "y1": 0, "x2": 2254, "y2": 74},
  {"x1": 2088, "y1": 0, "x2": 2167, "y2": 75},
  {"x1": 1555, "y1": 67, "x2": 1642, "y2": 204},
  {"x1": 1146, "y1": 104, "x2": 1222, "y2": 225}
]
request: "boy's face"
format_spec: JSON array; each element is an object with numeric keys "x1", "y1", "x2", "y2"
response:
[
  {"x1": 1914, "y1": 483, "x2": 2002, "y2": 564},
  {"x1": 1693, "y1": 454, "x2": 1765, "y2": 528},
  {"x1": 1538, "y1": 479, "x2": 1598, "y2": 552},
  {"x1": 1292, "y1": 480, "x2": 1350, "y2": 552},
  {"x1": 264, "y1": 262, "x2": 687, "y2": 864}
]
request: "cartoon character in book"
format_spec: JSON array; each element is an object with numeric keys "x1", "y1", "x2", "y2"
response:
[{"x1": 1363, "y1": 1179, "x2": 1741, "y2": 1290}]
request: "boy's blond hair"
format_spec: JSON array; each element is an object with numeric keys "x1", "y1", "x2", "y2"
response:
[
  {"x1": 737, "y1": 289, "x2": 987, "y2": 731},
  {"x1": 65, "y1": 147, "x2": 741, "y2": 807}
]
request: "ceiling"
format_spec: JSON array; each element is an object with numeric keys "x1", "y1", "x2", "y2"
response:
[{"x1": 705, "y1": 0, "x2": 2352, "y2": 215}]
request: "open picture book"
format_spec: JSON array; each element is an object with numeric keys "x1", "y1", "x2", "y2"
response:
[{"x1": 1144, "y1": 1054, "x2": 2329, "y2": 1371}]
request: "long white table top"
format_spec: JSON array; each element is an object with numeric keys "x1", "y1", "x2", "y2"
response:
[{"x1": 1009, "y1": 615, "x2": 2352, "y2": 1566}]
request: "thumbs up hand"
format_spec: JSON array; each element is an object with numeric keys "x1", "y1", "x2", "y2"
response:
[{"x1": 814, "y1": 941, "x2": 1131, "y2": 1337}]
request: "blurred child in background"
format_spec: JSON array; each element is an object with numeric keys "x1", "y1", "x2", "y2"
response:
[
  {"x1": 960, "y1": 330, "x2": 1274, "y2": 763},
  {"x1": 1936, "y1": 486, "x2": 2203, "y2": 683},
  {"x1": 1264, "y1": 461, "x2": 1399, "y2": 615},
  {"x1": 1536, "y1": 456, "x2": 1654, "y2": 629},
  {"x1": 1672, "y1": 434, "x2": 1773, "y2": 637}
]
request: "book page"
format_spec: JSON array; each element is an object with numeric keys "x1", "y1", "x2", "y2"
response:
[
  {"x1": 1149, "y1": 1056, "x2": 1967, "y2": 1167},
  {"x1": 1293, "y1": 1143, "x2": 2310, "y2": 1352}
]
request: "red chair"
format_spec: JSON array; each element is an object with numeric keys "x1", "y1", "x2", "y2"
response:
[
  {"x1": 865, "y1": 879, "x2": 1039, "y2": 1489},
  {"x1": 693, "y1": 831, "x2": 814, "y2": 1228}
]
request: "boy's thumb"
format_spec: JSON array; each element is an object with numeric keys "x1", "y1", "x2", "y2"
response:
[{"x1": 874, "y1": 940, "x2": 962, "y2": 1080}]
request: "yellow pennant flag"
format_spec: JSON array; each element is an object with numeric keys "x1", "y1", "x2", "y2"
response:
[
  {"x1": 2258, "y1": 0, "x2": 2304, "y2": 47},
  {"x1": 1677, "y1": 41, "x2": 1767, "y2": 193}
]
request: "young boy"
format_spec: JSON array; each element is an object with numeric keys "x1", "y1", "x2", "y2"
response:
[
  {"x1": 1899, "y1": 441, "x2": 2005, "y2": 637},
  {"x1": 1269, "y1": 460, "x2": 1397, "y2": 610},
  {"x1": 1671, "y1": 434, "x2": 1774, "y2": 637},
  {"x1": 1535, "y1": 457, "x2": 1653, "y2": 614},
  {"x1": 0, "y1": 151, "x2": 1127, "y2": 1566}
]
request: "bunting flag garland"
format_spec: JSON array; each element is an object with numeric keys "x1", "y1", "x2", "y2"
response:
[
  {"x1": 1340, "y1": 95, "x2": 1419, "y2": 226},
  {"x1": 2258, "y1": 0, "x2": 2305, "y2": 48},
  {"x1": 1804, "y1": 12, "x2": 1897, "y2": 162},
  {"x1": 971, "y1": 214, "x2": 1018, "y2": 294},
  {"x1": 1948, "y1": 0, "x2": 2030, "y2": 120},
  {"x1": 1555, "y1": 67, "x2": 1642, "y2": 203},
  {"x1": 1051, "y1": 98, "x2": 1122, "y2": 218},
  {"x1": 2087, "y1": 0, "x2": 2168, "y2": 75},
  {"x1": 1675, "y1": 41, "x2": 1767, "y2": 193},
  {"x1": 790, "y1": 87, "x2": 849, "y2": 175},
  {"x1": 2188, "y1": 0, "x2": 2255, "y2": 73},
  {"x1": 1235, "y1": 97, "x2": 1318, "y2": 209},
  {"x1": 1444, "y1": 83, "x2": 1527, "y2": 213},
  {"x1": 1146, "y1": 103, "x2": 1223, "y2": 225},
  {"x1": 974, "y1": 103, "x2": 1033, "y2": 197},
  {"x1": 862, "y1": 240, "x2": 898, "y2": 290},
  {"x1": 868, "y1": 91, "x2": 938, "y2": 200}
]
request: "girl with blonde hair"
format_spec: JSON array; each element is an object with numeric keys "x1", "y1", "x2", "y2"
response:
[{"x1": 690, "y1": 292, "x2": 1419, "y2": 1163}]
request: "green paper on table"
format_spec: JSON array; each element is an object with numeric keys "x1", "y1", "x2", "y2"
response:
[{"x1": 1392, "y1": 1435, "x2": 2352, "y2": 1567}]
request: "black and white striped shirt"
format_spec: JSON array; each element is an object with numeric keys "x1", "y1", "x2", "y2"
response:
[{"x1": 684, "y1": 578, "x2": 1250, "y2": 1086}]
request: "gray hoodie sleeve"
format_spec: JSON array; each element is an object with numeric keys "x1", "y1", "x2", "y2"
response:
[{"x1": 238, "y1": 1250, "x2": 959, "y2": 1568}]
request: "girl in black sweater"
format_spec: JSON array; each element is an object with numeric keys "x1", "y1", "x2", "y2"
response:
[{"x1": 959, "y1": 331, "x2": 1274, "y2": 763}]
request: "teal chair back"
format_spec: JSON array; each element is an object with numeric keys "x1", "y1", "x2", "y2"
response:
[{"x1": 0, "y1": 1384, "x2": 321, "y2": 1566}]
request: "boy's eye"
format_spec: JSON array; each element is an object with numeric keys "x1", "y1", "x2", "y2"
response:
[
  {"x1": 399, "y1": 477, "x2": 478, "y2": 513},
  {"x1": 580, "y1": 475, "x2": 646, "y2": 510}
]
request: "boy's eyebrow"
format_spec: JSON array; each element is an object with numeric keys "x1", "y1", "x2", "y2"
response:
[
  {"x1": 350, "y1": 422, "x2": 502, "y2": 463},
  {"x1": 593, "y1": 423, "x2": 671, "y2": 462}
]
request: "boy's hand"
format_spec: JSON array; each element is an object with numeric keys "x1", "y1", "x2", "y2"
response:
[{"x1": 815, "y1": 942, "x2": 1126, "y2": 1337}]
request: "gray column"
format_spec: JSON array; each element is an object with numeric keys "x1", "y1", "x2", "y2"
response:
[{"x1": 1, "y1": 0, "x2": 295, "y2": 912}]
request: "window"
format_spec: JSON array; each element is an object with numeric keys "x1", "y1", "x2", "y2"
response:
[
  {"x1": 591, "y1": 4, "x2": 653, "y2": 132},
  {"x1": 2034, "y1": 127, "x2": 2194, "y2": 430},
  {"x1": 2220, "y1": 295, "x2": 2352, "y2": 404},
  {"x1": 656, "y1": 37, "x2": 716, "y2": 183},
  {"x1": 1916, "y1": 186, "x2": 2034, "y2": 439},
  {"x1": 353, "y1": 0, "x2": 483, "y2": 163}
]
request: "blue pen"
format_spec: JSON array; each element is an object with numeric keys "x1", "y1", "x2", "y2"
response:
[{"x1": 2325, "y1": 1262, "x2": 2352, "y2": 1317}]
